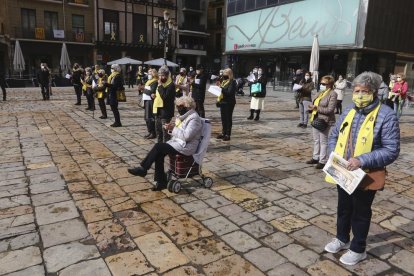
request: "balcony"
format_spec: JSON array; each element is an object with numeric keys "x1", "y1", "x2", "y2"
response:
[
  {"x1": 68, "y1": 0, "x2": 89, "y2": 5},
  {"x1": 182, "y1": 0, "x2": 203, "y2": 13},
  {"x1": 13, "y1": 27, "x2": 93, "y2": 43},
  {"x1": 181, "y1": 23, "x2": 206, "y2": 32}
]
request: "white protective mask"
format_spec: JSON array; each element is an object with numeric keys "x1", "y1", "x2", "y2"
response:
[
  {"x1": 41, "y1": 66, "x2": 45, "y2": 69},
  {"x1": 253, "y1": 69, "x2": 258, "y2": 74},
  {"x1": 148, "y1": 75, "x2": 153, "y2": 80},
  {"x1": 305, "y1": 76, "x2": 310, "y2": 80},
  {"x1": 196, "y1": 70, "x2": 201, "y2": 75},
  {"x1": 258, "y1": 70, "x2": 263, "y2": 75},
  {"x1": 397, "y1": 77, "x2": 402, "y2": 81},
  {"x1": 319, "y1": 85, "x2": 326, "y2": 91},
  {"x1": 111, "y1": 69, "x2": 115, "y2": 73}
]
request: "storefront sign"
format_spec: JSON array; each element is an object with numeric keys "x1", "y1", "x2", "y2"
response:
[{"x1": 226, "y1": 0, "x2": 360, "y2": 52}]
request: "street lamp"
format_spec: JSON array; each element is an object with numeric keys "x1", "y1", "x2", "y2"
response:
[{"x1": 153, "y1": 10, "x2": 178, "y2": 65}]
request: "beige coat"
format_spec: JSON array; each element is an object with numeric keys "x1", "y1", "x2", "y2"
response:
[{"x1": 316, "y1": 89, "x2": 337, "y2": 126}]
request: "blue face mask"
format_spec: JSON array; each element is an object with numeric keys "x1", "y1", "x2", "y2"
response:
[{"x1": 320, "y1": 85, "x2": 326, "y2": 91}]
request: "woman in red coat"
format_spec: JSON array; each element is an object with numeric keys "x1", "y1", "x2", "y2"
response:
[{"x1": 390, "y1": 72, "x2": 408, "y2": 119}]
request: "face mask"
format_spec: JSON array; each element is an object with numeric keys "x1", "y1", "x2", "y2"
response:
[
  {"x1": 177, "y1": 106, "x2": 188, "y2": 116},
  {"x1": 253, "y1": 69, "x2": 258, "y2": 74},
  {"x1": 161, "y1": 77, "x2": 167, "y2": 83},
  {"x1": 148, "y1": 75, "x2": 153, "y2": 80},
  {"x1": 222, "y1": 75, "x2": 229, "y2": 80},
  {"x1": 86, "y1": 72, "x2": 91, "y2": 75},
  {"x1": 305, "y1": 76, "x2": 310, "y2": 80},
  {"x1": 397, "y1": 77, "x2": 402, "y2": 81},
  {"x1": 41, "y1": 66, "x2": 45, "y2": 69},
  {"x1": 319, "y1": 85, "x2": 326, "y2": 91},
  {"x1": 98, "y1": 74, "x2": 103, "y2": 78},
  {"x1": 196, "y1": 70, "x2": 201, "y2": 75},
  {"x1": 189, "y1": 68, "x2": 193, "y2": 71},
  {"x1": 352, "y1": 93, "x2": 374, "y2": 108},
  {"x1": 111, "y1": 69, "x2": 114, "y2": 73},
  {"x1": 258, "y1": 70, "x2": 263, "y2": 75},
  {"x1": 219, "y1": 72, "x2": 223, "y2": 76}
]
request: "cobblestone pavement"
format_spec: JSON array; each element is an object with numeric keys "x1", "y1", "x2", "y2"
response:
[{"x1": 1, "y1": 86, "x2": 414, "y2": 276}]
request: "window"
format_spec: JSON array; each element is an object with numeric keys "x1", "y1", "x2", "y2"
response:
[
  {"x1": 215, "y1": 33, "x2": 222, "y2": 51},
  {"x1": 72, "y1": 14, "x2": 84, "y2": 33},
  {"x1": 216, "y1": 7, "x2": 223, "y2": 26},
  {"x1": 44, "y1": 11, "x2": 58, "y2": 39},
  {"x1": 103, "y1": 10, "x2": 119, "y2": 41},
  {"x1": 21, "y1": 8, "x2": 36, "y2": 38},
  {"x1": 133, "y1": 14, "x2": 147, "y2": 44}
]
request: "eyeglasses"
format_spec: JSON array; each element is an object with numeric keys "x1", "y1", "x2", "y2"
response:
[{"x1": 320, "y1": 83, "x2": 328, "y2": 85}]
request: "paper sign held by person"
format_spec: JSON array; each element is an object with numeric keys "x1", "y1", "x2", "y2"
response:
[
  {"x1": 292, "y1": 84, "x2": 302, "y2": 91},
  {"x1": 323, "y1": 152, "x2": 366, "y2": 195},
  {"x1": 208, "y1": 85, "x2": 222, "y2": 96}
]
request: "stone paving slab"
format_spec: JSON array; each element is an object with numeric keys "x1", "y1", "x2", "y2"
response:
[{"x1": 1, "y1": 87, "x2": 414, "y2": 275}]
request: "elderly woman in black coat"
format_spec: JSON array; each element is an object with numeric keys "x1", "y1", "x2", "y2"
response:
[{"x1": 106, "y1": 64, "x2": 124, "y2": 127}]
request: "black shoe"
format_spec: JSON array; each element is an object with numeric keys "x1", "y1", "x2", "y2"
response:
[
  {"x1": 147, "y1": 133, "x2": 156, "y2": 139},
  {"x1": 247, "y1": 115, "x2": 253, "y2": 120},
  {"x1": 75, "y1": 103, "x2": 81, "y2": 105},
  {"x1": 86, "y1": 107, "x2": 91, "y2": 110},
  {"x1": 335, "y1": 111, "x2": 339, "y2": 114},
  {"x1": 128, "y1": 167, "x2": 147, "y2": 177},
  {"x1": 254, "y1": 116, "x2": 260, "y2": 121},
  {"x1": 144, "y1": 133, "x2": 151, "y2": 138},
  {"x1": 216, "y1": 134, "x2": 225, "y2": 139},
  {"x1": 297, "y1": 123, "x2": 304, "y2": 127},
  {"x1": 316, "y1": 163, "x2": 325, "y2": 169},
  {"x1": 301, "y1": 124, "x2": 307, "y2": 128},
  {"x1": 110, "y1": 122, "x2": 122, "y2": 127},
  {"x1": 152, "y1": 181, "x2": 167, "y2": 191},
  {"x1": 223, "y1": 135, "x2": 230, "y2": 141},
  {"x1": 99, "y1": 116, "x2": 108, "y2": 119},
  {"x1": 306, "y1": 159, "x2": 319, "y2": 164}
]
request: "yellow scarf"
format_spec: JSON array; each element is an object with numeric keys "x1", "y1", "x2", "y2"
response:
[
  {"x1": 96, "y1": 76, "x2": 106, "y2": 99},
  {"x1": 217, "y1": 79, "x2": 230, "y2": 102},
  {"x1": 325, "y1": 104, "x2": 381, "y2": 184},
  {"x1": 145, "y1": 78, "x2": 158, "y2": 87},
  {"x1": 153, "y1": 77, "x2": 173, "y2": 114},
  {"x1": 175, "y1": 75, "x2": 185, "y2": 93},
  {"x1": 106, "y1": 72, "x2": 119, "y2": 93},
  {"x1": 310, "y1": 89, "x2": 330, "y2": 122}
]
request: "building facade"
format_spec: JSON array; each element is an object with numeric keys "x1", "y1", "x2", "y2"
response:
[
  {"x1": 94, "y1": 0, "x2": 177, "y2": 65},
  {"x1": 1, "y1": 0, "x2": 94, "y2": 78},
  {"x1": 174, "y1": 0, "x2": 209, "y2": 68},
  {"x1": 225, "y1": 0, "x2": 414, "y2": 85}
]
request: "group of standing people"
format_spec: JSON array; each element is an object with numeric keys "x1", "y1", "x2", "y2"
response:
[{"x1": 70, "y1": 63, "x2": 124, "y2": 127}]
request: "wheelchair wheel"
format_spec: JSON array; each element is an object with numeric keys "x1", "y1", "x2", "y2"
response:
[
  {"x1": 167, "y1": 180, "x2": 174, "y2": 193},
  {"x1": 171, "y1": 181, "x2": 181, "y2": 193},
  {"x1": 203, "y1": 177, "x2": 213, "y2": 188}
]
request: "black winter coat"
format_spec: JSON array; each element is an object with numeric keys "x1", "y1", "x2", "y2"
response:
[
  {"x1": 221, "y1": 79, "x2": 237, "y2": 105},
  {"x1": 191, "y1": 72, "x2": 208, "y2": 102},
  {"x1": 252, "y1": 76, "x2": 267, "y2": 98},
  {"x1": 156, "y1": 82, "x2": 175, "y2": 119},
  {"x1": 107, "y1": 74, "x2": 124, "y2": 105},
  {"x1": 37, "y1": 69, "x2": 50, "y2": 86}
]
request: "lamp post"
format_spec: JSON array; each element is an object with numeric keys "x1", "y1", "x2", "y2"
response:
[{"x1": 153, "y1": 10, "x2": 178, "y2": 65}]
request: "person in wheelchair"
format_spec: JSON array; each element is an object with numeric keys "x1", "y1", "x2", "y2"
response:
[{"x1": 128, "y1": 96, "x2": 202, "y2": 191}]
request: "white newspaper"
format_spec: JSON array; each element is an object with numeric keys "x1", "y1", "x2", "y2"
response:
[
  {"x1": 246, "y1": 74, "x2": 256, "y2": 82},
  {"x1": 92, "y1": 80, "x2": 97, "y2": 89},
  {"x1": 210, "y1": 74, "x2": 218, "y2": 80},
  {"x1": 208, "y1": 85, "x2": 222, "y2": 96},
  {"x1": 292, "y1": 83, "x2": 302, "y2": 91},
  {"x1": 323, "y1": 152, "x2": 366, "y2": 195},
  {"x1": 65, "y1": 74, "x2": 71, "y2": 79}
]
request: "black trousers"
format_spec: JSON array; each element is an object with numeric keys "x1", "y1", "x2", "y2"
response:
[
  {"x1": 155, "y1": 117, "x2": 171, "y2": 143},
  {"x1": 195, "y1": 100, "x2": 205, "y2": 118},
  {"x1": 86, "y1": 92, "x2": 95, "y2": 110},
  {"x1": 144, "y1": 100, "x2": 155, "y2": 134},
  {"x1": 110, "y1": 103, "x2": 121, "y2": 124},
  {"x1": 220, "y1": 103, "x2": 235, "y2": 136},
  {"x1": 1, "y1": 83, "x2": 6, "y2": 100},
  {"x1": 40, "y1": 84, "x2": 50, "y2": 100},
  {"x1": 336, "y1": 100, "x2": 343, "y2": 114},
  {"x1": 141, "y1": 143, "x2": 178, "y2": 181},
  {"x1": 98, "y1": 98, "x2": 107, "y2": 117},
  {"x1": 336, "y1": 186, "x2": 377, "y2": 253},
  {"x1": 74, "y1": 85, "x2": 82, "y2": 103}
]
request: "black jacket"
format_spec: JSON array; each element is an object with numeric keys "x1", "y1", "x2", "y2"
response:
[
  {"x1": 221, "y1": 79, "x2": 237, "y2": 105},
  {"x1": 156, "y1": 82, "x2": 175, "y2": 119},
  {"x1": 143, "y1": 81, "x2": 158, "y2": 98},
  {"x1": 72, "y1": 69, "x2": 83, "y2": 86},
  {"x1": 191, "y1": 72, "x2": 208, "y2": 102},
  {"x1": 37, "y1": 69, "x2": 50, "y2": 86},
  {"x1": 107, "y1": 74, "x2": 124, "y2": 105}
]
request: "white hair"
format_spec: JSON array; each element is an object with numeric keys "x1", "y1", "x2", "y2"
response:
[
  {"x1": 175, "y1": 96, "x2": 196, "y2": 109},
  {"x1": 158, "y1": 65, "x2": 170, "y2": 76},
  {"x1": 111, "y1": 64, "x2": 121, "y2": 72},
  {"x1": 352, "y1": 71, "x2": 382, "y2": 92}
]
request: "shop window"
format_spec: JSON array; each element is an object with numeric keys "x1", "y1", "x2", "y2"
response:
[
  {"x1": 21, "y1": 8, "x2": 36, "y2": 38},
  {"x1": 216, "y1": 7, "x2": 223, "y2": 26}
]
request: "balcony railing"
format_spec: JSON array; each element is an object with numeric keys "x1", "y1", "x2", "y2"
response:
[
  {"x1": 13, "y1": 27, "x2": 93, "y2": 43},
  {"x1": 181, "y1": 23, "x2": 206, "y2": 32},
  {"x1": 183, "y1": 0, "x2": 201, "y2": 10},
  {"x1": 68, "y1": 0, "x2": 89, "y2": 5}
]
